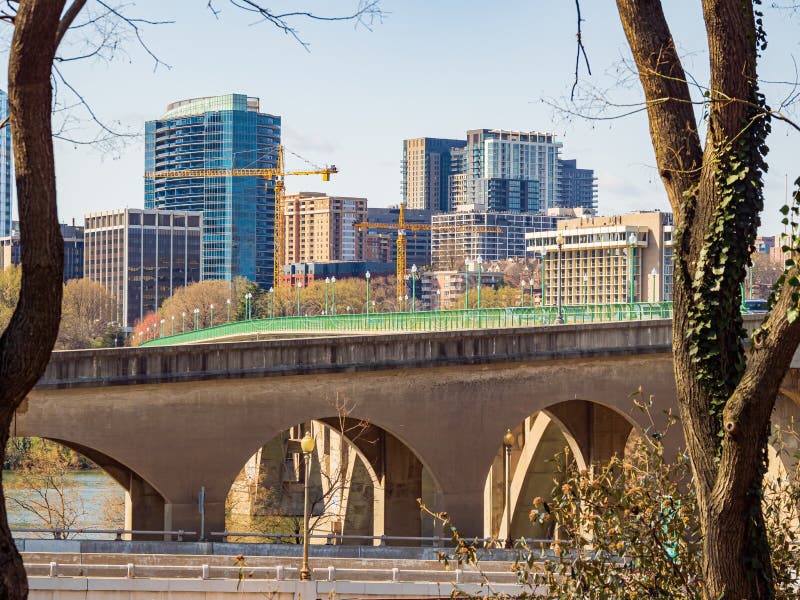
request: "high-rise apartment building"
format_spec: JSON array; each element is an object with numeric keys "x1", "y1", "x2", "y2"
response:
[
  {"x1": 401, "y1": 138, "x2": 467, "y2": 212},
  {"x1": 449, "y1": 129, "x2": 561, "y2": 213},
  {"x1": 365, "y1": 207, "x2": 432, "y2": 268},
  {"x1": 84, "y1": 208, "x2": 202, "y2": 328},
  {"x1": 431, "y1": 211, "x2": 562, "y2": 269},
  {"x1": 0, "y1": 90, "x2": 12, "y2": 238},
  {"x1": 0, "y1": 220, "x2": 84, "y2": 282},
  {"x1": 556, "y1": 159, "x2": 597, "y2": 212},
  {"x1": 144, "y1": 94, "x2": 281, "y2": 288},
  {"x1": 526, "y1": 211, "x2": 673, "y2": 306},
  {"x1": 283, "y1": 192, "x2": 367, "y2": 264}
]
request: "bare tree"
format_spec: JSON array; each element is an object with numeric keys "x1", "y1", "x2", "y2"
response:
[
  {"x1": 606, "y1": 1, "x2": 800, "y2": 598},
  {"x1": 0, "y1": 2, "x2": 384, "y2": 597}
]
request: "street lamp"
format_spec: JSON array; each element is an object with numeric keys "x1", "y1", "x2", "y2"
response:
[
  {"x1": 209, "y1": 304, "x2": 214, "y2": 328},
  {"x1": 193, "y1": 307, "x2": 200, "y2": 330},
  {"x1": 628, "y1": 233, "x2": 637, "y2": 305},
  {"x1": 171, "y1": 315, "x2": 175, "y2": 336},
  {"x1": 540, "y1": 247, "x2": 547, "y2": 307},
  {"x1": 503, "y1": 429, "x2": 514, "y2": 548},
  {"x1": 365, "y1": 271, "x2": 371, "y2": 318},
  {"x1": 410, "y1": 264, "x2": 417, "y2": 312},
  {"x1": 297, "y1": 281, "x2": 303, "y2": 316},
  {"x1": 520, "y1": 279, "x2": 526, "y2": 308},
  {"x1": 269, "y1": 287, "x2": 274, "y2": 318},
  {"x1": 138, "y1": 331, "x2": 143, "y2": 345},
  {"x1": 583, "y1": 274, "x2": 588, "y2": 308},
  {"x1": 528, "y1": 278, "x2": 535, "y2": 308},
  {"x1": 300, "y1": 430, "x2": 316, "y2": 581},
  {"x1": 160, "y1": 318, "x2": 165, "y2": 338},
  {"x1": 650, "y1": 267, "x2": 658, "y2": 303},
  {"x1": 436, "y1": 289, "x2": 441, "y2": 311},
  {"x1": 245, "y1": 292, "x2": 253, "y2": 320},
  {"x1": 555, "y1": 234, "x2": 565, "y2": 324},
  {"x1": 464, "y1": 258, "x2": 472, "y2": 310},
  {"x1": 226, "y1": 298, "x2": 231, "y2": 323},
  {"x1": 476, "y1": 256, "x2": 483, "y2": 310},
  {"x1": 181, "y1": 311, "x2": 186, "y2": 333},
  {"x1": 325, "y1": 277, "x2": 330, "y2": 314}
]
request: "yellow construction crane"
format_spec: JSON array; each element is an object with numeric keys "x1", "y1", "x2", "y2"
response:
[
  {"x1": 354, "y1": 203, "x2": 503, "y2": 304},
  {"x1": 145, "y1": 146, "x2": 337, "y2": 286}
]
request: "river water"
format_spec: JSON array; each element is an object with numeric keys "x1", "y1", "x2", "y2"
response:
[{"x1": 3, "y1": 469, "x2": 125, "y2": 535}]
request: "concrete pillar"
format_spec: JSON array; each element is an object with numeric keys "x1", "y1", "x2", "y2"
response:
[
  {"x1": 163, "y1": 500, "x2": 225, "y2": 541},
  {"x1": 383, "y1": 433, "x2": 423, "y2": 544},
  {"x1": 124, "y1": 472, "x2": 166, "y2": 540}
]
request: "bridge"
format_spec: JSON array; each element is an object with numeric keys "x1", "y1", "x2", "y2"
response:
[{"x1": 17, "y1": 315, "x2": 800, "y2": 545}]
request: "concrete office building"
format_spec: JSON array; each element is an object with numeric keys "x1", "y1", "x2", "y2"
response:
[
  {"x1": 145, "y1": 94, "x2": 281, "y2": 288},
  {"x1": 401, "y1": 138, "x2": 467, "y2": 212},
  {"x1": 526, "y1": 211, "x2": 673, "y2": 306},
  {"x1": 431, "y1": 211, "x2": 562, "y2": 269},
  {"x1": 364, "y1": 206, "x2": 432, "y2": 268},
  {"x1": 0, "y1": 90, "x2": 11, "y2": 238},
  {"x1": 0, "y1": 220, "x2": 84, "y2": 282},
  {"x1": 84, "y1": 208, "x2": 202, "y2": 328},
  {"x1": 284, "y1": 192, "x2": 367, "y2": 265}
]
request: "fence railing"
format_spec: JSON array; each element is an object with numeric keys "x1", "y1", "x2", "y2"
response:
[{"x1": 141, "y1": 302, "x2": 675, "y2": 347}]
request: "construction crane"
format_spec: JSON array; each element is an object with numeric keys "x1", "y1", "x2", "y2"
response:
[
  {"x1": 353, "y1": 203, "x2": 503, "y2": 305},
  {"x1": 145, "y1": 146, "x2": 337, "y2": 287}
]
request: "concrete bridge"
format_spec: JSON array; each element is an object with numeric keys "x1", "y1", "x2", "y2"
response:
[{"x1": 16, "y1": 316, "x2": 800, "y2": 542}]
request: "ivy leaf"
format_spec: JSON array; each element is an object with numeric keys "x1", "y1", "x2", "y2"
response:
[{"x1": 788, "y1": 307, "x2": 799, "y2": 324}]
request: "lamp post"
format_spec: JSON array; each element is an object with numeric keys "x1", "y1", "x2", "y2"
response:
[
  {"x1": 193, "y1": 308, "x2": 200, "y2": 330},
  {"x1": 555, "y1": 234, "x2": 565, "y2": 324},
  {"x1": 300, "y1": 430, "x2": 316, "y2": 581},
  {"x1": 476, "y1": 256, "x2": 483, "y2": 310},
  {"x1": 520, "y1": 279, "x2": 526, "y2": 307},
  {"x1": 160, "y1": 319, "x2": 165, "y2": 338},
  {"x1": 325, "y1": 277, "x2": 330, "y2": 314},
  {"x1": 138, "y1": 331, "x2": 143, "y2": 346},
  {"x1": 529, "y1": 278, "x2": 535, "y2": 308},
  {"x1": 628, "y1": 233, "x2": 637, "y2": 305},
  {"x1": 410, "y1": 264, "x2": 417, "y2": 312},
  {"x1": 269, "y1": 287, "x2": 274, "y2": 318},
  {"x1": 331, "y1": 276, "x2": 337, "y2": 315},
  {"x1": 181, "y1": 312, "x2": 186, "y2": 333},
  {"x1": 365, "y1": 271, "x2": 371, "y2": 318},
  {"x1": 539, "y1": 247, "x2": 547, "y2": 307},
  {"x1": 297, "y1": 281, "x2": 303, "y2": 316},
  {"x1": 171, "y1": 315, "x2": 175, "y2": 336},
  {"x1": 436, "y1": 289, "x2": 441, "y2": 311},
  {"x1": 503, "y1": 428, "x2": 514, "y2": 548},
  {"x1": 650, "y1": 268, "x2": 658, "y2": 303},
  {"x1": 226, "y1": 298, "x2": 231, "y2": 323},
  {"x1": 209, "y1": 304, "x2": 214, "y2": 328},
  {"x1": 245, "y1": 292, "x2": 253, "y2": 320},
  {"x1": 464, "y1": 258, "x2": 472, "y2": 310},
  {"x1": 583, "y1": 274, "x2": 588, "y2": 308}
]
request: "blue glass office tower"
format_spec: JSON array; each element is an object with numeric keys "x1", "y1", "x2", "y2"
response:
[
  {"x1": 144, "y1": 94, "x2": 281, "y2": 288},
  {"x1": 0, "y1": 90, "x2": 12, "y2": 238}
]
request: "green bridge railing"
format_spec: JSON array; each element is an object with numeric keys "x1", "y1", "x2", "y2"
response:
[{"x1": 141, "y1": 302, "x2": 674, "y2": 347}]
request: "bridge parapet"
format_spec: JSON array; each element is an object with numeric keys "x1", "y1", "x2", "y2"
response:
[{"x1": 36, "y1": 319, "x2": 678, "y2": 390}]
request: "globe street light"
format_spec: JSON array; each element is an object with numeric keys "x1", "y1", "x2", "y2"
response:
[
  {"x1": 325, "y1": 277, "x2": 330, "y2": 314},
  {"x1": 476, "y1": 256, "x2": 483, "y2": 310},
  {"x1": 245, "y1": 292, "x2": 253, "y2": 320},
  {"x1": 269, "y1": 287, "x2": 274, "y2": 318},
  {"x1": 331, "y1": 276, "x2": 337, "y2": 315},
  {"x1": 181, "y1": 311, "x2": 186, "y2": 333},
  {"x1": 436, "y1": 289, "x2": 441, "y2": 311},
  {"x1": 464, "y1": 258, "x2": 472, "y2": 310},
  {"x1": 628, "y1": 233, "x2": 637, "y2": 305},
  {"x1": 209, "y1": 304, "x2": 214, "y2": 328},
  {"x1": 650, "y1": 267, "x2": 659, "y2": 303},
  {"x1": 529, "y1": 278, "x2": 535, "y2": 308},
  {"x1": 226, "y1": 298, "x2": 231, "y2": 323},
  {"x1": 193, "y1": 307, "x2": 200, "y2": 331},
  {"x1": 555, "y1": 234, "x2": 565, "y2": 324},
  {"x1": 300, "y1": 430, "x2": 316, "y2": 581},
  {"x1": 410, "y1": 264, "x2": 417, "y2": 312},
  {"x1": 365, "y1": 271, "x2": 371, "y2": 319},
  {"x1": 503, "y1": 429, "x2": 514, "y2": 548},
  {"x1": 539, "y1": 247, "x2": 547, "y2": 307},
  {"x1": 297, "y1": 281, "x2": 303, "y2": 316},
  {"x1": 171, "y1": 315, "x2": 175, "y2": 336},
  {"x1": 160, "y1": 318, "x2": 165, "y2": 338}
]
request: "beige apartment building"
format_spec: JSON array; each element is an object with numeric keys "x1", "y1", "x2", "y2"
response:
[
  {"x1": 526, "y1": 211, "x2": 673, "y2": 306},
  {"x1": 284, "y1": 192, "x2": 368, "y2": 265}
]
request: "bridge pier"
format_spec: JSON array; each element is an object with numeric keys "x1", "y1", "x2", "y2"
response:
[{"x1": 125, "y1": 472, "x2": 167, "y2": 539}]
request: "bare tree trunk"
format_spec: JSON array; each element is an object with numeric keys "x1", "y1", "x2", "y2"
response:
[
  {"x1": 0, "y1": 1, "x2": 70, "y2": 597},
  {"x1": 615, "y1": 1, "x2": 800, "y2": 598}
]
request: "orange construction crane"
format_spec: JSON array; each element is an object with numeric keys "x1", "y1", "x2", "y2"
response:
[
  {"x1": 145, "y1": 146, "x2": 337, "y2": 287},
  {"x1": 353, "y1": 203, "x2": 503, "y2": 304}
]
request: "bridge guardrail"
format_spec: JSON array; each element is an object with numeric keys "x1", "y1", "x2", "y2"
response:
[{"x1": 141, "y1": 302, "x2": 675, "y2": 347}]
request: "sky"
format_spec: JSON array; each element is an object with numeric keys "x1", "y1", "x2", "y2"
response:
[{"x1": 2, "y1": 1, "x2": 799, "y2": 234}]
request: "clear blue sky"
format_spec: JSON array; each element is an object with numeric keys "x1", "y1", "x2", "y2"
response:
[{"x1": 3, "y1": 1, "x2": 799, "y2": 234}]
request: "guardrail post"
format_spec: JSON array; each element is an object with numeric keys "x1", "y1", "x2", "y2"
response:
[
  {"x1": 391, "y1": 567, "x2": 399, "y2": 582},
  {"x1": 201, "y1": 564, "x2": 210, "y2": 580},
  {"x1": 276, "y1": 565, "x2": 284, "y2": 580},
  {"x1": 49, "y1": 562, "x2": 57, "y2": 577},
  {"x1": 455, "y1": 569, "x2": 463, "y2": 584},
  {"x1": 379, "y1": 535, "x2": 387, "y2": 546},
  {"x1": 177, "y1": 530, "x2": 184, "y2": 542},
  {"x1": 114, "y1": 529, "x2": 123, "y2": 541},
  {"x1": 327, "y1": 566, "x2": 336, "y2": 582},
  {"x1": 127, "y1": 563, "x2": 135, "y2": 578}
]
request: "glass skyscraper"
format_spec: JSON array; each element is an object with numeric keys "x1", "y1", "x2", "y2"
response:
[
  {"x1": 144, "y1": 94, "x2": 281, "y2": 288},
  {"x1": 0, "y1": 90, "x2": 12, "y2": 238}
]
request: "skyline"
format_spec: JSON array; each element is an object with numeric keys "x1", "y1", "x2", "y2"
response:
[{"x1": 0, "y1": 1, "x2": 797, "y2": 234}]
